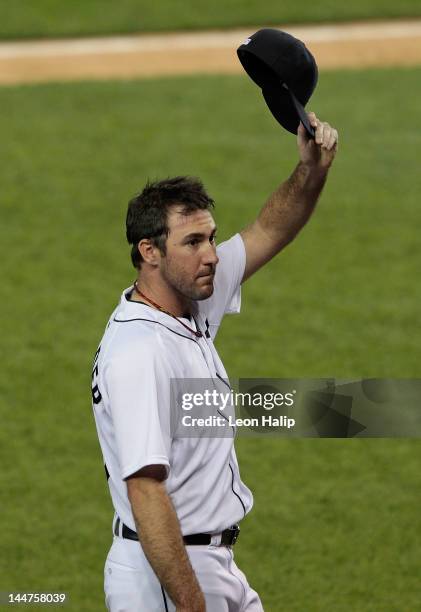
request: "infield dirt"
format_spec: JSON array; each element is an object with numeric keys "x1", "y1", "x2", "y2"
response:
[{"x1": 0, "y1": 19, "x2": 420, "y2": 85}]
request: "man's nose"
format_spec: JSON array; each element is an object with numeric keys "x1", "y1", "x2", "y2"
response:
[{"x1": 203, "y1": 242, "x2": 219, "y2": 266}]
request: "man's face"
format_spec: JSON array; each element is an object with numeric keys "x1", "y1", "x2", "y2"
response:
[{"x1": 159, "y1": 206, "x2": 219, "y2": 301}]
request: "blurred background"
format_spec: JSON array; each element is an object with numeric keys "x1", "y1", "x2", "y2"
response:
[{"x1": 1, "y1": 1, "x2": 421, "y2": 610}]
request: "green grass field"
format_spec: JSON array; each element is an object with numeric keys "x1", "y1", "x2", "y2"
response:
[
  {"x1": 1, "y1": 68, "x2": 420, "y2": 610},
  {"x1": 1, "y1": 0, "x2": 421, "y2": 40}
]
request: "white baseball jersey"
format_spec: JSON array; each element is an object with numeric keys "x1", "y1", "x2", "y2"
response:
[{"x1": 91, "y1": 233, "x2": 253, "y2": 536}]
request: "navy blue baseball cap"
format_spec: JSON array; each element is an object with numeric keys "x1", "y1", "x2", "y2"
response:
[{"x1": 237, "y1": 29, "x2": 318, "y2": 138}]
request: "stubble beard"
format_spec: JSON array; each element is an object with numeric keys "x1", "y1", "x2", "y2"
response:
[{"x1": 161, "y1": 258, "x2": 214, "y2": 302}]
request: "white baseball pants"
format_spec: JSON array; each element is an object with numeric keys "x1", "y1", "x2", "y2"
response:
[{"x1": 104, "y1": 535, "x2": 264, "y2": 611}]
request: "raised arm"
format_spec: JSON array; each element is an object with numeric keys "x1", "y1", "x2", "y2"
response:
[
  {"x1": 126, "y1": 467, "x2": 205, "y2": 612},
  {"x1": 240, "y1": 112, "x2": 338, "y2": 282}
]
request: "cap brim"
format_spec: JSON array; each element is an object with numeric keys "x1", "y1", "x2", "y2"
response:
[
  {"x1": 289, "y1": 89, "x2": 315, "y2": 139},
  {"x1": 262, "y1": 84, "x2": 315, "y2": 138}
]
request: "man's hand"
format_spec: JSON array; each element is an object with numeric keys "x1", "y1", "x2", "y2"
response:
[{"x1": 298, "y1": 112, "x2": 338, "y2": 169}]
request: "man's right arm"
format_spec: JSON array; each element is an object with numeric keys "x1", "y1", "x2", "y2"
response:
[{"x1": 126, "y1": 467, "x2": 206, "y2": 612}]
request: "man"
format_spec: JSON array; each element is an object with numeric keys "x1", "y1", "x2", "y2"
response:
[{"x1": 91, "y1": 113, "x2": 338, "y2": 611}]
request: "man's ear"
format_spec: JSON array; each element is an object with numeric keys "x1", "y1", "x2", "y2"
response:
[{"x1": 137, "y1": 239, "x2": 161, "y2": 266}]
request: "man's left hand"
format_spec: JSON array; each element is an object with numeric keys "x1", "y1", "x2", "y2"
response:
[{"x1": 298, "y1": 112, "x2": 338, "y2": 169}]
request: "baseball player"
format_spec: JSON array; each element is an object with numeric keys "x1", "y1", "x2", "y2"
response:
[{"x1": 91, "y1": 112, "x2": 338, "y2": 611}]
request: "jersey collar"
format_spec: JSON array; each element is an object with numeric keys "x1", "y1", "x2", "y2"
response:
[{"x1": 113, "y1": 286, "x2": 203, "y2": 340}]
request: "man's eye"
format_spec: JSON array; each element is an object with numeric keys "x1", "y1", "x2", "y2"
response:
[
  {"x1": 210, "y1": 235, "x2": 217, "y2": 243},
  {"x1": 188, "y1": 239, "x2": 199, "y2": 246}
]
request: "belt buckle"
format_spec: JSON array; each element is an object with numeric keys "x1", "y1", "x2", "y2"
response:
[
  {"x1": 223, "y1": 524, "x2": 240, "y2": 546},
  {"x1": 231, "y1": 524, "x2": 240, "y2": 545}
]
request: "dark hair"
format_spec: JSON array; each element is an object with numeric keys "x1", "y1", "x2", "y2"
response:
[{"x1": 126, "y1": 176, "x2": 215, "y2": 268}]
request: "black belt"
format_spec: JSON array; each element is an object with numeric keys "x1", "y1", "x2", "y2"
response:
[{"x1": 114, "y1": 517, "x2": 240, "y2": 546}]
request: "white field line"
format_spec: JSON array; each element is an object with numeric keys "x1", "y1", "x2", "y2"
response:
[{"x1": 0, "y1": 19, "x2": 421, "y2": 59}]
